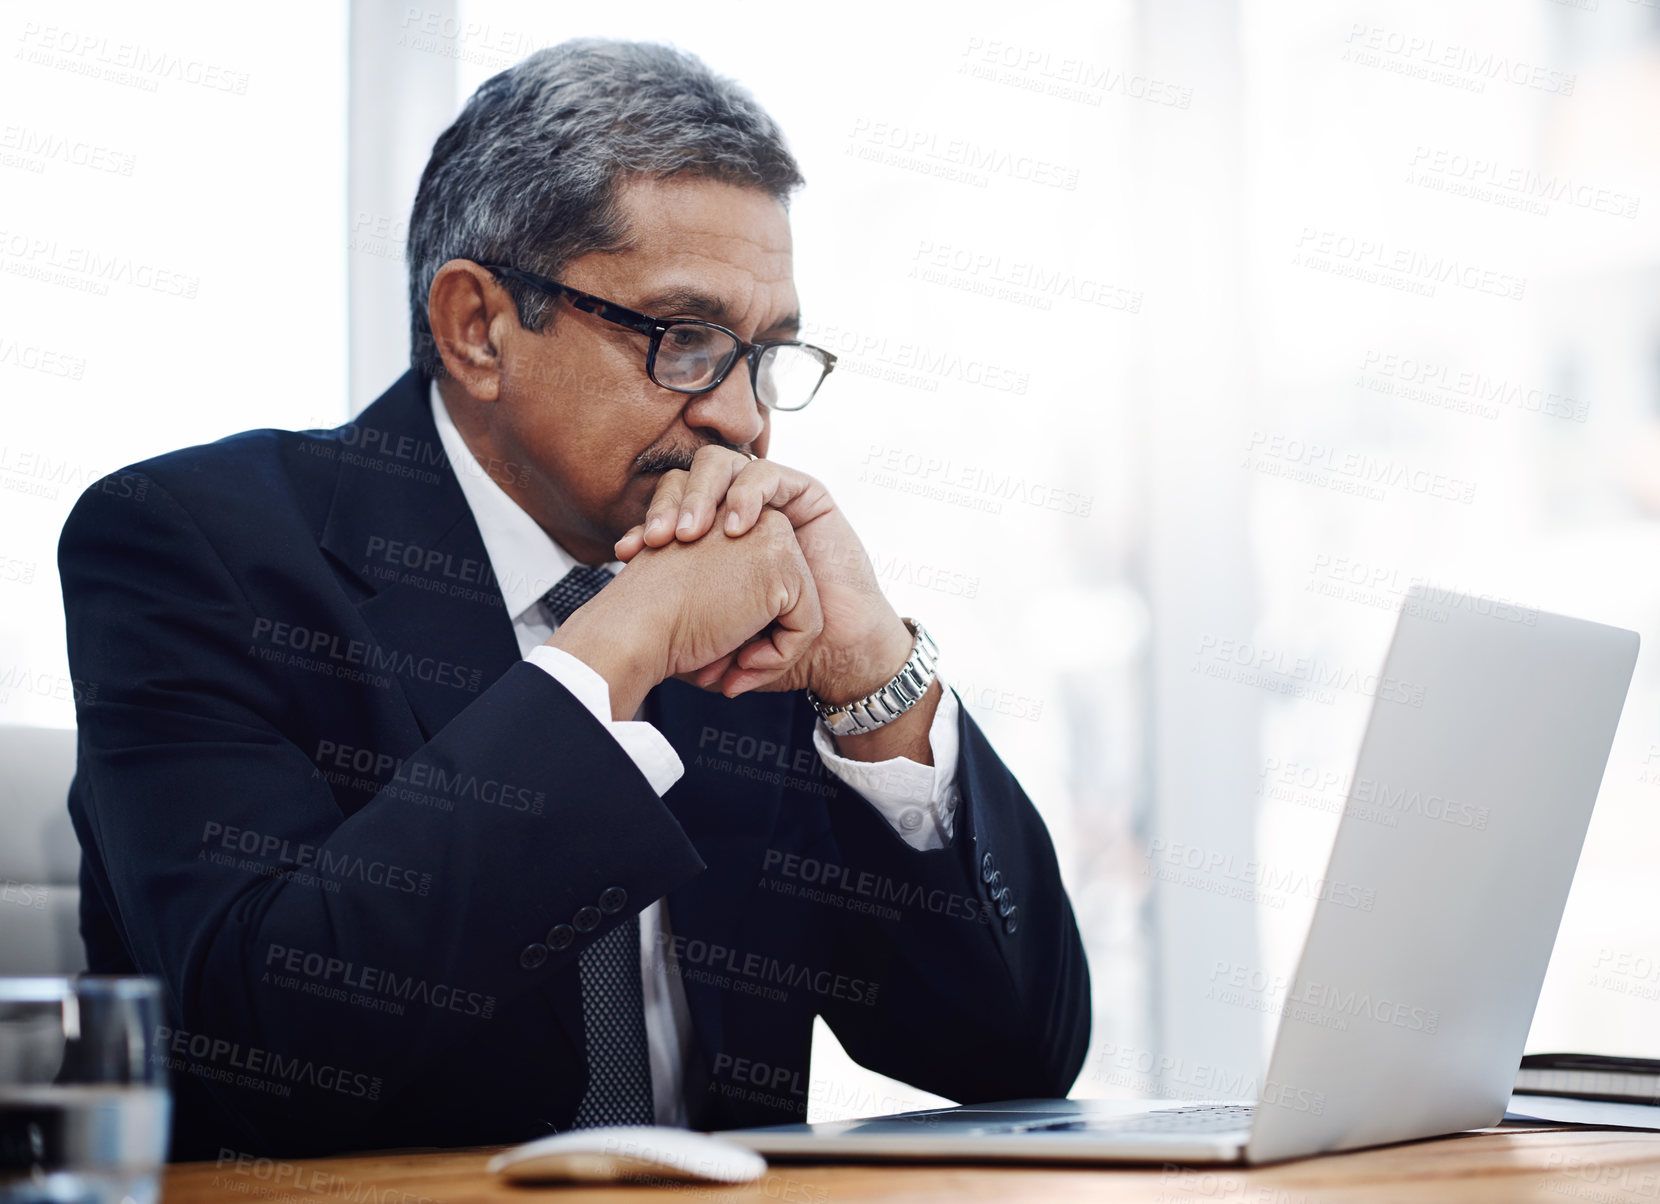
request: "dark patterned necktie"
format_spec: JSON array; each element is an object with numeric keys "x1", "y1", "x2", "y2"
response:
[{"x1": 540, "y1": 565, "x2": 654, "y2": 1128}]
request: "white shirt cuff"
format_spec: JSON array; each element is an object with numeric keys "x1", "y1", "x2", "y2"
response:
[
  {"x1": 525, "y1": 644, "x2": 685, "y2": 797},
  {"x1": 812, "y1": 679, "x2": 962, "y2": 851}
]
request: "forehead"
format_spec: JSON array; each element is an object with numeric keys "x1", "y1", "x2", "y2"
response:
[{"x1": 567, "y1": 175, "x2": 797, "y2": 320}]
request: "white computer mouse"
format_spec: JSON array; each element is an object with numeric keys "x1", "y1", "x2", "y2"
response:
[{"x1": 486, "y1": 1125, "x2": 768, "y2": 1184}]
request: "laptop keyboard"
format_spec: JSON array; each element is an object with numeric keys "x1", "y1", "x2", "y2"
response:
[{"x1": 1026, "y1": 1104, "x2": 1256, "y2": 1136}]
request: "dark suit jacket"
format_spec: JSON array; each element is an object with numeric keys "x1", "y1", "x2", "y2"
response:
[{"x1": 57, "y1": 369, "x2": 1090, "y2": 1160}]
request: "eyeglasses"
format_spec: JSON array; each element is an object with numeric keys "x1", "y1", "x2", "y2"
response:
[{"x1": 477, "y1": 262, "x2": 837, "y2": 412}]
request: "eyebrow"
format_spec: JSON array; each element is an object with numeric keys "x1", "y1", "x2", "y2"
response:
[{"x1": 634, "y1": 288, "x2": 801, "y2": 339}]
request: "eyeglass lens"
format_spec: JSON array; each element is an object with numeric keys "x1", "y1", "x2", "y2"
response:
[{"x1": 654, "y1": 323, "x2": 828, "y2": 410}]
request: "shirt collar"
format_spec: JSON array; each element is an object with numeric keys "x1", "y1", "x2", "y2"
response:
[{"x1": 429, "y1": 380, "x2": 621, "y2": 626}]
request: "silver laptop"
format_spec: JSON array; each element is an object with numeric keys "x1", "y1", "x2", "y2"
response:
[{"x1": 728, "y1": 587, "x2": 1639, "y2": 1165}]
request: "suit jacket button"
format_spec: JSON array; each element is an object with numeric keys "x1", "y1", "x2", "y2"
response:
[
  {"x1": 980, "y1": 852, "x2": 996, "y2": 883},
  {"x1": 1003, "y1": 907, "x2": 1019, "y2": 935},
  {"x1": 573, "y1": 906, "x2": 602, "y2": 932},
  {"x1": 986, "y1": 870, "x2": 1003, "y2": 893},
  {"x1": 519, "y1": 943, "x2": 549, "y2": 970},
  {"x1": 598, "y1": 887, "x2": 628, "y2": 914},
  {"x1": 547, "y1": 924, "x2": 576, "y2": 951},
  {"x1": 998, "y1": 895, "x2": 1016, "y2": 918}
]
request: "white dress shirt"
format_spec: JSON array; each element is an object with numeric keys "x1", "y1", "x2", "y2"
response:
[{"x1": 429, "y1": 383, "x2": 961, "y2": 1124}]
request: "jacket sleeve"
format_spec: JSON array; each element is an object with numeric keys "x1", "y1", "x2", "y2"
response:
[
  {"x1": 814, "y1": 694, "x2": 1092, "y2": 1103},
  {"x1": 59, "y1": 472, "x2": 706, "y2": 1149}
]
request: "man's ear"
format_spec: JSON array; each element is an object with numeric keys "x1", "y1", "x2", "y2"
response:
[{"x1": 427, "y1": 260, "x2": 515, "y2": 402}]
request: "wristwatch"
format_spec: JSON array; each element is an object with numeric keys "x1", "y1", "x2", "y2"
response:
[{"x1": 808, "y1": 619, "x2": 939, "y2": 737}]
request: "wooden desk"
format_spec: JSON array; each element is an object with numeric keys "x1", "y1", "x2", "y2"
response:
[{"x1": 165, "y1": 1128, "x2": 1660, "y2": 1203}]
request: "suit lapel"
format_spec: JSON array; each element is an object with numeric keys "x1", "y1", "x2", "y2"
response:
[{"x1": 317, "y1": 370, "x2": 522, "y2": 741}]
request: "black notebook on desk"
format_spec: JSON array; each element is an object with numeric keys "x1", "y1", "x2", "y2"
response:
[
  {"x1": 1505, "y1": 1054, "x2": 1660, "y2": 1130},
  {"x1": 1516, "y1": 1053, "x2": 1660, "y2": 1105}
]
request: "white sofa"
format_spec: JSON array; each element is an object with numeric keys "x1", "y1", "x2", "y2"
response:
[{"x1": 0, "y1": 725, "x2": 86, "y2": 974}]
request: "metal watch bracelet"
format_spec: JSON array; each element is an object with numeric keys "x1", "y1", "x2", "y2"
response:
[{"x1": 808, "y1": 619, "x2": 939, "y2": 737}]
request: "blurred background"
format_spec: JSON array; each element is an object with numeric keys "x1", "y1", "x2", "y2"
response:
[{"x1": 2, "y1": 0, "x2": 1658, "y2": 1120}]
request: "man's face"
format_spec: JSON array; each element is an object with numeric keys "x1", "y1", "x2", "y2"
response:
[{"x1": 491, "y1": 175, "x2": 798, "y2": 557}]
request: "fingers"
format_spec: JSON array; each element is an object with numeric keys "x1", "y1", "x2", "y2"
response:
[
  {"x1": 639, "y1": 469, "x2": 689, "y2": 549},
  {"x1": 720, "y1": 565, "x2": 823, "y2": 697},
  {"x1": 614, "y1": 523, "x2": 646, "y2": 562},
  {"x1": 720, "y1": 461, "x2": 817, "y2": 538},
  {"x1": 695, "y1": 651, "x2": 737, "y2": 690},
  {"x1": 675, "y1": 447, "x2": 827, "y2": 542},
  {"x1": 675, "y1": 446, "x2": 746, "y2": 544}
]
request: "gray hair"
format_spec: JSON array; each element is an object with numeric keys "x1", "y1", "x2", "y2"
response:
[{"x1": 406, "y1": 38, "x2": 804, "y2": 378}]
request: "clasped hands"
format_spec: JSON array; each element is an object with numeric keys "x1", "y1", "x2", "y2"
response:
[{"x1": 546, "y1": 446, "x2": 915, "y2": 723}]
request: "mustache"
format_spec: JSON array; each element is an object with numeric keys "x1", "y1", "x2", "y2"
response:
[{"x1": 633, "y1": 439, "x2": 749, "y2": 475}]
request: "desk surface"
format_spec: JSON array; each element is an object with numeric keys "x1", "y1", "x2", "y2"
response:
[{"x1": 166, "y1": 1127, "x2": 1660, "y2": 1203}]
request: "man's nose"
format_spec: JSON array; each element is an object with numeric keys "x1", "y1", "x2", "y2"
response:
[{"x1": 682, "y1": 360, "x2": 766, "y2": 449}]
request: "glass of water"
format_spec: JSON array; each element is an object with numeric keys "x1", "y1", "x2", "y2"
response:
[{"x1": 0, "y1": 977, "x2": 171, "y2": 1204}]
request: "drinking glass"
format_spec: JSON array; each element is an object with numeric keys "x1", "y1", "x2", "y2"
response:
[{"x1": 0, "y1": 977, "x2": 170, "y2": 1204}]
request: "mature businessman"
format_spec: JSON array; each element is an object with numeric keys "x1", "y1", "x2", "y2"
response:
[{"x1": 58, "y1": 39, "x2": 1090, "y2": 1159}]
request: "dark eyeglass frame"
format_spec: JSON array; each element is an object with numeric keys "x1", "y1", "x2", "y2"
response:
[{"x1": 475, "y1": 261, "x2": 836, "y2": 411}]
